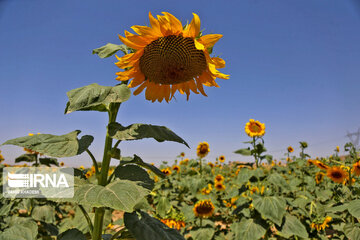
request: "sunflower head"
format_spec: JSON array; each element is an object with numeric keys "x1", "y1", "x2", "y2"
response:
[
  {"x1": 180, "y1": 158, "x2": 189, "y2": 165},
  {"x1": 214, "y1": 174, "x2": 224, "y2": 183},
  {"x1": 218, "y1": 155, "x2": 225, "y2": 163},
  {"x1": 193, "y1": 200, "x2": 215, "y2": 218},
  {"x1": 85, "y1": 171, "x2": 92, "y2": 178},
  {"x1": 60, "y1": 162, "x2": 65, "y2": 167},
  {"x1": 287, "y1": 146, "x2": 294, "y2": 153},
  {"x1": 315, "y1": 172, "x2": 325, "y2": 184},
  {"x1": 172, "y1": 165, "x2": 180, "y2": 173},
  {"x1": 214, "y1": 182, "x2": 226, "y2": 191},
  {"x1": 115, "y1": 12, "x2": 229, "y2": 102},
  {"x1": 352, "y1": 161, "x2": 360, "y2": 176},
  {"x1": 208, "y1": 162, "x2": 214, "y2": 168},
  {"x1": 326, "y1": 166, "x2": 348, "y2": 183},
  {"x1": 313, "y1": 160, "x2": 329, "y2": 170},
  {"x1": 180, "y1": 152, "x2": 185, "y2": 158},
  {"x1": 161, "y1": 168, "x2": 172, "y2": 176},
  {"x1": 245, "y1": 119, "x2": 265, "y2": 137},
  {"x1": 197, "y1": 142, "x2": 210, "y2": 158}
]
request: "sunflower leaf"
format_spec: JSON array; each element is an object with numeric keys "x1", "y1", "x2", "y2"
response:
[
  {"x1": 92, "y1": 43, "x2": 128, "y2": 58},
  {"x1": 124, "y1": 211, "x2": 185, "y2": 240},
  {"x1": 252, "y1": 196, "x2": 286, "y2": 225},
  {"x1": 280, "y1": 214, "x2": 308, "y2": 239},
  {"x1": 234, "y1": 148, "x2": 251, "y2": 156},
  {"x1": 114, "y1": 164, "x2": 154, "y2": 190},
  {"x1": 230, "y1": 218, "x2": 267, "y2": 240},
  {"x1": 2, "y1": 131, "x2": 93, "y2": 158},
  {"x1": 108, "y1": 122, "x2": 189, "y2": 148},
  {"x1": 65, "y1": 83, "x2": 131, "y2": 114}
]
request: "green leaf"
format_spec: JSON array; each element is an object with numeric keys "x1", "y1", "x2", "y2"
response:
[
  {"x1": 267, "y1": 173, "x2": 291, "y2": 192},
  {"x1": 235, "y1": 168, "x2": 254, "y2": 184},
  {"x1": 31, "y1": 205, "x2": 55, "y2": 224},
  {"x1": 92, "y1": 43, "x2": 128, "y2": 58},
  {"x1": 121, "y1": 154, "x2": 166, "y2": 178},
  {"x1": 348, "y1": 200, "x2": 360, "y2": 218},
  {"x1": 108, "y1": 122, "x2": 189, "y2": 147},
  {"x1": 39, "y1": 157, "x2": 59, "y2": 167},
  {"x1": 58, "y1": 228, "x2": 87, "y2": 240},
  {"x1": 15, "y1": 154, "x2": 37, "y2": 163},
  {"x1": 0, "y1": 218, "x2": 37, "y2": 240},
  {"x1": 114, "y1": 164, "x2": 154, "y2": 190},
  {"x1": 230, "y1": 218, "x2": 266, "y2": 240},
  {"x1": 72, "y1": 179, "x2": 149, "y2": 212},
  {"x1": 234, "y1": 148, "x2": 251, "y2": 156},
  {"x1": 344, "y1": 224, "x2": 360, "y2": 240},
  {"x1": 65, "y1": 83, "x2": 131, "y2": 114},
  {"x1": 2, "y1": 131, "x2": 93, "y2": 158},
  {"x1": 280, "y1": 214, "x2": 308, "y2": 238},
  {"x1": 189, "y1": 228, "x2": 215, "y2": 240},
  {"x1": 124, "y1": 211, "x2": 185, "y2": 240},
  {"x1": 253, "y1": 196, "x2": 286, "y2": 225},
  {"x1": 156, "y1": 196, "x2": 171, "y2": 218}
]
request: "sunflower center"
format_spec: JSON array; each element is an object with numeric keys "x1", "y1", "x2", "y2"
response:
[
  {"x1": 199, "y1": 145, "x2": 208, "y2": 154},
  {"x1": 139, "y1": 35, "x2": 207, "y2": 85},
  {"x1": 331, "y1": 171, "x2": 343, "y2": 179},
  {"x1": 250, "y1": 123, "x2": 262, "y2": 133}
]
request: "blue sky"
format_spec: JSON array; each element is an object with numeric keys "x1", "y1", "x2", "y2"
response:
[{"x1": 1, "y1": 0, "x2": 360, "y2": 167}]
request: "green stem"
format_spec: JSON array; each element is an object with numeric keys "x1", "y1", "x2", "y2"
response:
[
  {"x1": 199, "y1": 158, "x2": 202, "y2": 176},
  {"x1": 110, "y1": 227, "x2": 126, "y2": 240},
  {"x1": 78, "y1": 205, "x2": 94, "y2": 234},
  {"x1": 86, "y1": 149, "x2": 99, "y2": 175},
  {"x1": 92, "y1": 103, "x2": 120, "y2": 240},
  {"x1": 252, "y1": 137, "x2": 259, "y2": 167}
]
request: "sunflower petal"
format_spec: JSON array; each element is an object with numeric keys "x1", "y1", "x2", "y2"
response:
[
  {"x1": 194, "y1": 39, "x2": 205, "y2": 50},
  {"x1": 199, "y1": 34, "x2": 223, "y2": 48},
  {"x1": 162, "y1": 12, "x2": 183, "y2": 35},
  {"x1": 211, "y1": 57, "x2": 226, "y2": 68},
  {"x1": 133, "y1": 82, "x2": 148, "y2": 96},
  {"x1": 148, "y1": 12, "x2": 163, "y2": 36},
  {"x1": 118, "y1": 34, "x2": 143, "y2": 50},
  {"x1": 208, "y1": 63, "x2": 230, "y2": 79},
  {"x1": 183, "y1": 13, "x2": 200, "y2": 38}
]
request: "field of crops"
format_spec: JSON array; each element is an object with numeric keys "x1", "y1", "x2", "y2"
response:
[{"x1": 1, "y1": 137, "x2": 360, "y2": 240}]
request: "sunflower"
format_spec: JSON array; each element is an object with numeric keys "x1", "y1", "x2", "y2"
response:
[
  {"x1": 310, "y1": 216, "x2": 332, "y2": 231},
  {"x1": 0, "y1": 151, "x2": 4, "y2": 162},
  {"x1": 172, "y1": 165, "x2": 180, "y2": 173},
  {"x1": 160, "y1": 218, "x2": 185, "y2": 230},
  {"x1": 315, "y1": 172, "x2": 325, "y2": 184},
  {"x1": 193, "y1": 200, "x2": 215, "y2": 218},
  {"x1": 245, "y1": 119, "x2": 265, "y2": 137},
  {"x1": 326, "y1": 166, "x2": 348, "y2": 183},
  {"x1": 218, "y1": 155, "x2": 225, "y2": 163},
  {"x1": 115, "y1": 12, "x2": 229, "y2": 102},
  {"x1": 312, "y1": 160, "x2": 329, "y2": 170},
  {"x1": 208, "y1": 162, "x2": 214, "y2": 168},
  {"x1": 214, "y1": 174, "x2": 224, "y2": 183},
  {"x1": 180, "y1": 152, "x2": 185, "y2": 158},
  {"x1": 85, "y1": 171, "x2": 92, "y2": 178},
  {"x1": 287, "y1": 146, "x2": 294, "y2": 153},
  {"x1": 352, "y1": 161, "x2": 360, "y2": 176},
  {"x1": 179, "y1": 158, "x2": 189, "y2": 165},
  {"x1": 60, "y1": 162, "x2": 65, "y2": 167},
  {"x1": 336, "y1": 146, "x2": 340, "y2": 152},
  {"x1": 161, "y1": 168, "x2": 172, "y2": 176},
  {"x1": 197, "y1": 142, "x2": 210, "y2": 158},
  {"x1": 215, "y1": 182, "x2": 226, "y2": 191}
]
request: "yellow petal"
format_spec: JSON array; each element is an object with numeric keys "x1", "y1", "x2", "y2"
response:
[
  {"x1": 194, "y1": 39, "x2": 205, "y2": 50},
  {"x1": 148, "y1": 12, "x2": 163, "y2": 36},
  {"x1": 118, "y1": 34, "x2": 143, "y2": 50},
  {"x1": 211, "y1": 57, "x2": 225, "y2": 68},
  {"x1": 133, "y1": 82, "x2": 148, "y2": 95},
  {"x1": 183, "y1": 13, "x2": 200, "y2": 38},
  {"x1": 199, "y1": 34, "x2": 223, "y2": 48},
  {"x1": 208, "y1": 63, "x2": 230, "y2": 79},
  {"x1": 131, "y1": 25, "x2": 159, "y2": 38},
  {"x1": 162, "y1": 12, "x2": 183, "y2": 35}
]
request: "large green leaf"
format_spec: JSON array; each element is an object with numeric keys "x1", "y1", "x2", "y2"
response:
[
  {"x1": 124, "y1": 211, "x2": 185, "y2": 240},
  {"x1": 31, "y1": 205, "x2": 56, "y2": 224},
  {"x1": 189, "y1": 228, "x2": 215, "y2": 240},
  {"x1": 65, "y1": 83, "x2": 131, "y2": 114},
  {"x1": 2, "y1": 131, "x2": 93, "y2": 158},
  {"x1": 114, "y1": 164, "x2": 154, "y2": 190},
  {"x1": 230, "y1": 218, "x2": 266, "y2": 240},
  {"x1": 348, "y1": 200, "x2": 360, "y2": 218},
  {"x1": 156, "y1": 196, "x2": 171, "y2": 218},
  {"x1": 267, "y1": 173, "x2": 291, "y2": 192},
  {"x1": 58, "y1": 228, "x2": 87, "y2": 240},
  {"x1": 71, "y1": 180, "x2": 149, "y2": 212},
  {"x1": 108, "y1": 122, "x2": 189, "y2": 147},
  {"x1": 234, "y1": 148, "x2": 251, "y2": 156},
  {"x1": 253, "y1": 196, "x2": 286, "y2": 225},
  {"x1": 280, "y1": 214, "x2": 308, "y2": 238},
  {"x1": 15, "y1": 154, "x2": 37, "y2": 163},
  {"x1": 0, "y1": 218, "x2": 37, "y2": 240},
  {"x1": 120, "y1": 154, "x2": 166, "y2": 178},
  {"x1": 344, "y1": 224, "x2": 360, "y2": 240},
  {"x1": 92, "y1": 43, "x2": 128, "y2": 58}
]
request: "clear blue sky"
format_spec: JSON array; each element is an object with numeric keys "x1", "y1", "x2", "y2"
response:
[{"x1": 1, "y1": 0, "x2": 360, "y2": 167}]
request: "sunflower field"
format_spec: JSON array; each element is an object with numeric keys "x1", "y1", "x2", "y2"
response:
[{"x1": 1, "y1": 11, "x2": 360, "y2": 240}]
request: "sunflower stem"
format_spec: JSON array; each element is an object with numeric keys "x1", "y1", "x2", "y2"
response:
[{"x1": 92, "y1": 103, "x2": 121, "y2": 240}]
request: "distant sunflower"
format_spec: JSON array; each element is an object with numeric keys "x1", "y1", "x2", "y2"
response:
[
  {"x1": 352, "y1": 161, "x2": 360, "y2": 176},
  {"x1": 245, "y1": 119, "x2": 265, "y2": 137},
  {"x1": 115, "y1": 12, "x2": 229, "y2": 102},
  {"x1": 160, "y1": 218, "x2": 185, "y2": 230},
  {"x1": 218, "y1": 155, "x2": 225, "y2": 163},
  {"x1": 215, "y1": 182, "x2": 226, "y2": 191},
  {"x1": 161, "y1": 168, "x2": 172, "y2": 176},
  {"x1": 197, "y1": 142, "x2": 210, "y2": 158},
  {"x1": 326, "y1": 166, "x2": 348, "y2": 183},
  {"x1": 60, "y1": 162, "x2": 64, "y2": 167},
  {"x1": 193, "y1": 200, "x2": 215, "y2": 218},
  {"x1": 208, "y1": 162, "x2": 214, "y2": 168},
  {"x1": 172, "y1": 165, "x2": 180, "y2": 173},
  {"x1": 313, "y1": 160, "x2": 329, "y2": 170},
  {"x1": 315, "y1": 172, "x2": 325, "y2": 184},
  {"x1": 287, "y1": 146, "x2": 294, "y2": 153},
  {"x1": 214, "y1": 174, "x2": 224, "y2": 183},
  {"x1": 180, "y1": 152, "x2": 185, "y2": 158}
]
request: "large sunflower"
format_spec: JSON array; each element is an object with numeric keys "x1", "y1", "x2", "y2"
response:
[
  {"x1": 115, "y1": 12, "x2": 229, "y2": 102},
  {"x1": 245, "y1": 119, "x2": 265, "y2": 137},
  {"x1": 193, "y1": 200, "x2": 215, "y2": 218},
  {"x1": 326, "y1": 166, "x2": 348, "y2": 183}
]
